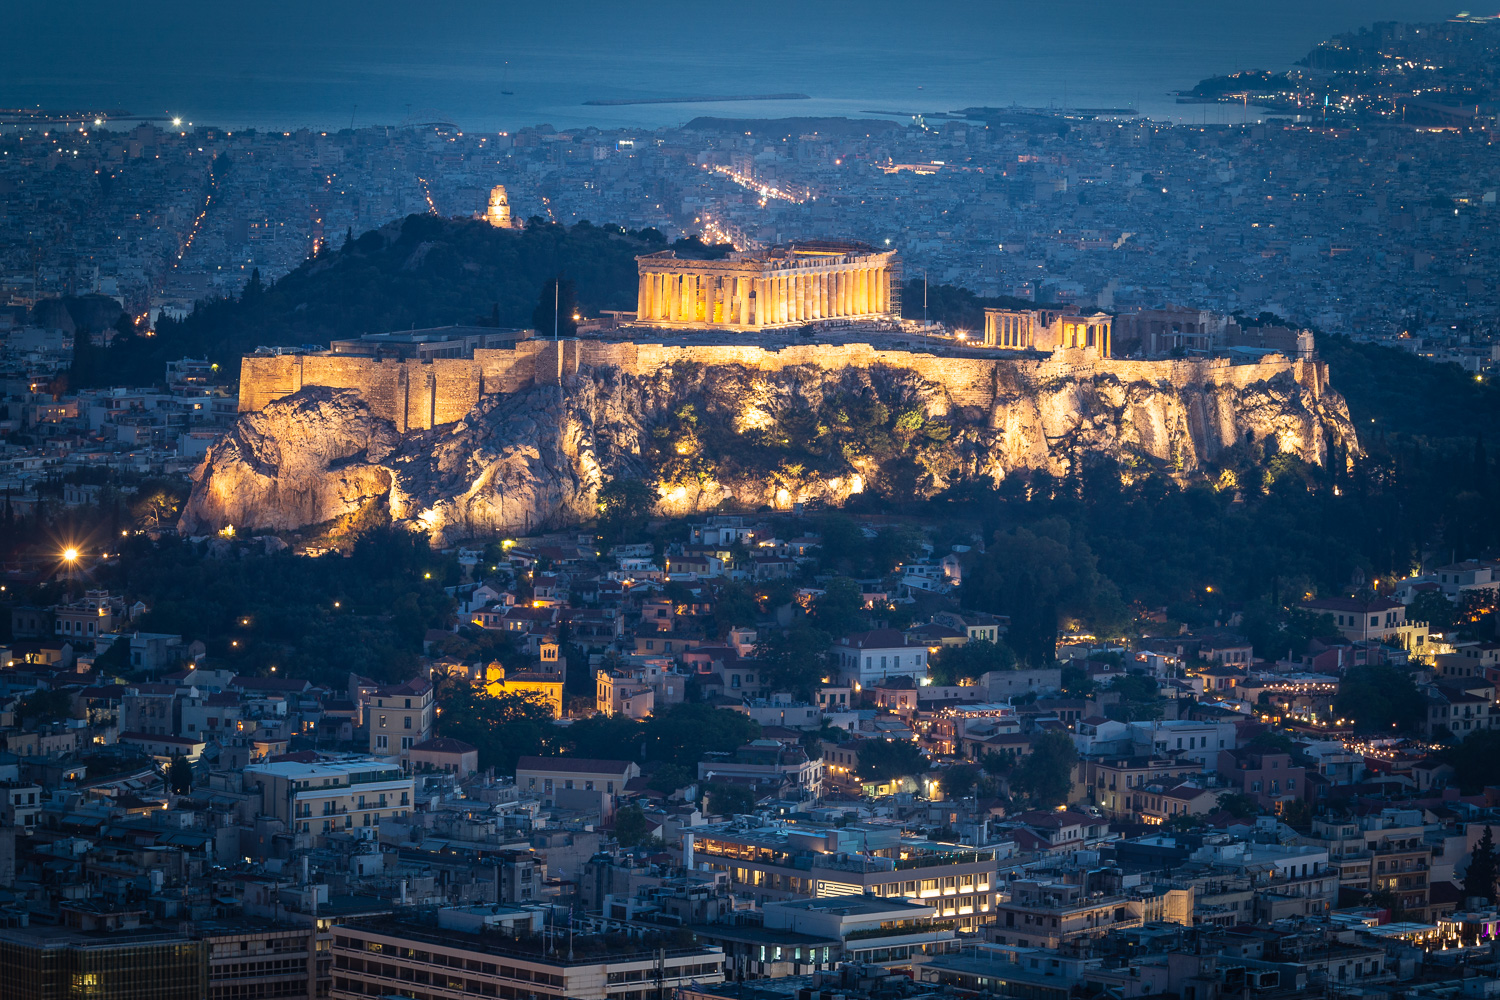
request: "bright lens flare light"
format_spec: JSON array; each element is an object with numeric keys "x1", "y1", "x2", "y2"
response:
[{"x1": 63, "y1": 548, "x2": 79, "y2": 562}]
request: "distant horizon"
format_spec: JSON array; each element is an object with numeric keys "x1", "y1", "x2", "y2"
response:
[{"x1": 1, "y1": 0, "x2": 1466, "y2": 133}]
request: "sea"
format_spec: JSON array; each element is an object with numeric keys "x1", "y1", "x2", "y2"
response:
[{"x1": 0, "y1": 0, "x2": 1472, "y2": 132}]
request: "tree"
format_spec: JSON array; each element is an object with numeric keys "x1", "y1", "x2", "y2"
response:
[
  {"x1": 929, "y1": 639, "x2": 1018, "y2": 685},
  {"x1": 704, "y1": 783, "x2": 757, "y2": 817},
  {"x1": 565, "y1": 713, "x2": 645, "y2": 761},
  {"x1": 436, "y1": 684, "x2": 555, "y2": 771},
  {"x1": 941, "y1": 764, "x2": 980, "y2": 799},
  {"x1": 810, "y1": 578, "x2": 868, "y2": 637},
  {"x1": 1463, "y1": 826, "x2": 1499, "y2": 904},
  {"x1": 856, "y1": 739, "x2": 929, "y2": 783},
  {"x1": 16, "y1": 689, "x2": 72, "y2": 725},
  {"x1": 132, "y1": 487, "x2": 183, "y2": 530},
  {"x1": 1011, "y1": 731, "x2": 1078, "y2": 808},
  {"x1": 1060, "y1": 662, "x2": 1098, "y2": 697},
  {"x1": 168, "y1": 754, "x2": 194, "y2": 795},
  {"x1": 614, "y1": 804, "x2": 652, "y2": 847},
  {"x1": 960, "y1": 519, "x2": 1126, "y2": 665},
  {"x1": 981, "y1": 748, "x2": 1017, "y2": 776},
  {"x1": 1407, "y1": 590, "x2": 1458, "y2": 633},
  {"x1": 1213, "y1": 792, "x2": 1260, "y2": 819},
  {"x1": 642, "y1": 704, "x2": 761, "y2": 769},
  {"x1": 1280, "y1": 798, "x2": 1312, "y2": 831},
  {"x1": 1105, "y1": 673, "x2": 1165, "y2": 722},
  {"x1": 709, "y1": 583, "x2": 759, "y2": 636},
  {"x1": 1443, "y1": 730, "x2": 1500, "y2": 793},
  {"x1": 646, "y1": 763, "x2": 694, "y2": 794},
  {"x1": 753, "y1": 626, "x2": 832, "y2": 697},
  {"x1": 1335, "y1": 664, "x2": 1424, "y2": 734},
  {"x1": 596, "y1": 475, "x2": 656, "y2": 542}
]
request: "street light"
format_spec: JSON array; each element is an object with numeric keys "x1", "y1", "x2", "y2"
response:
[{"x1": 63, "y1": 547, "x2": 79, "y2": 563}]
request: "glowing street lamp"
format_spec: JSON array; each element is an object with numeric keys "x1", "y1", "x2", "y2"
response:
[{"x1": 63, "y1": 547, "x2": 79, "y2": 563}]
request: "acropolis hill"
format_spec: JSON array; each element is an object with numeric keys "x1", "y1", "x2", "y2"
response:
[{"x1": 183, "y1": 325, "x2": 1358, "y2": 542}]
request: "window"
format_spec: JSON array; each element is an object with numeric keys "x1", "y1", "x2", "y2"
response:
[
  {"x1": 379, "y1": 715, "x2": 387, "y2": 729},
  {"x1": 403, "y1": 716, "x2": 412, "y2": 730}
]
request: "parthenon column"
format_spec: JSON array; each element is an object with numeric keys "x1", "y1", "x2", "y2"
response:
[
  {"x1": 818, "y1": 273, "x2": 828, "y2": 319},
  {"x1": 839, "y1": 270, "x2": 850, "y2": 316}
]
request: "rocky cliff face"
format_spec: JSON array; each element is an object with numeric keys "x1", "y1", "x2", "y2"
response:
[{"x1": 181, "y1": 359, "x2": 1359, "y2": 542}]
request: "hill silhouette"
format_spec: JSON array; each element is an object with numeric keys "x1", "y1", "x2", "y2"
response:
[{"x1": 89, "y1": 216, "x2": 687, "y2": 386}]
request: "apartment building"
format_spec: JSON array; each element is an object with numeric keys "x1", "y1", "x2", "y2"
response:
[
  {"x1": 990, "y1": 879, "x2": 1192, "y2": 949},
  {"x1": 331, "y1": 916, "x2": 724, "y2": 1000},
  {"x1": 244, "y1": 758, "x2": 414, "y2": 844},
  {"x1": 697, "y1": 740, "x2": 822, "y2": 802},
  {"x1": 514, "y1": 756, "x2": 640, "y2": 819},
  {"x1": 1073, "y1": 756, "x2": 1205, "y2": 821},
  {"x1": 762, "y1": 896, "x2": 960, "y2": 971},
  {"x1": 686, "y1": 824, "x2": 997, "y2": 931},
  {"x1": 1300, "y1": 812, "x2": 1432, "y2": 918},
  {"x1": 367, "y1": 677, "x2": 436, "y2": 758}
]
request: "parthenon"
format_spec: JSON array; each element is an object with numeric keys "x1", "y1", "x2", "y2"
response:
[{"x1": 634, "y1": 240, "x2": 901, "y2": 331}]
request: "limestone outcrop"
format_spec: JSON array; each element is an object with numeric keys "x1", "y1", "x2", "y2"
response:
[{"x1": 182, "y1": 356, "x2": 1359, "y2": 543}]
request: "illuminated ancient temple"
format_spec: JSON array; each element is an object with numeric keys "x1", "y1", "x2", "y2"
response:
[
  {"x1": 634, "y1": 240, "x2": 900, "y2": 331},
  {"x1": 984, "y1": 306, "x2": 1113, "y2": 357}
]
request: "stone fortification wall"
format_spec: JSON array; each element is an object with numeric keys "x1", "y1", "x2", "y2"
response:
[{"x1": 239, "y1": 340, "x2": 1329, "y2": 426}]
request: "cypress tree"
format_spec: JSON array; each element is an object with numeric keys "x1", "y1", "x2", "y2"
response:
[{"x1": 1463, "y1": 825, "x2": 1498, "y2": 904}]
